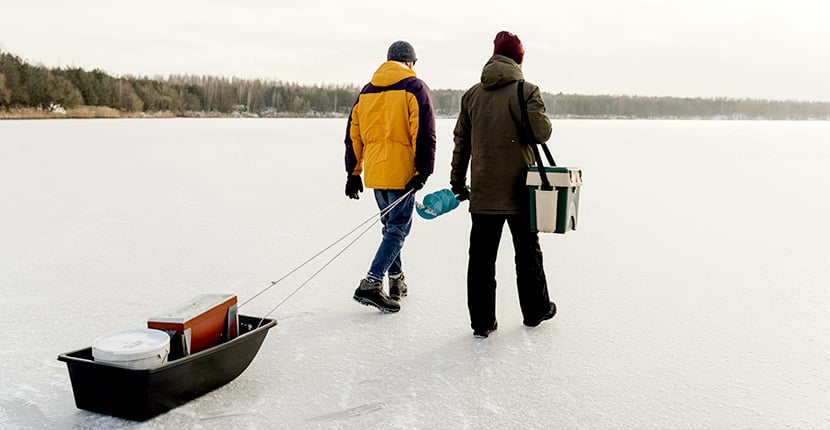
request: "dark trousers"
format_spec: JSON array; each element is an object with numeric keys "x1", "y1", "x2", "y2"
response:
[{"x1": 467, "y1": 213, "x2": 551, "y2": 330}]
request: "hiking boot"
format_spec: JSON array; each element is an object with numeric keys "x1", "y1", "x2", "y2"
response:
[
  {"x1": 473, "y1": 321, "x2": 498, "y2": 339},
  {"x1": 388, "y1": 273, "x2": 408, "y2": 301},
  {"x1": 523, "y1": 302, "x2": 557, "y2": 327},
  {"x1": 353, "y1": 278, "x2": 400, "y2": 313}
]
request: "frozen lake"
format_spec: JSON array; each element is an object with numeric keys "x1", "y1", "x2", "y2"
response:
[{"x1": 1, "y1": 118, "x2": 829, "y2": 429}]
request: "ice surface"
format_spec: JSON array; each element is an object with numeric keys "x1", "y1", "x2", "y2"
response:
[{"x1": 1, "y1": 118, "x2": 829, "y2": 429}]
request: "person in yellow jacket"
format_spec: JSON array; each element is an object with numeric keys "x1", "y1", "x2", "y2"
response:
[{"x1": 344, "y1": 40, "x2": 436, "y2": 313}]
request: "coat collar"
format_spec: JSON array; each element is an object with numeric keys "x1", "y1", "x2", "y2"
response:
[{"x1": 371, "y1": 61, "x2": 416, "y2": 87}]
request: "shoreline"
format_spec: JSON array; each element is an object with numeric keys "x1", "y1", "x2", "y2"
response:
[
  {"x1": 2, "y1": 107, "x2": 827, "y2": 121},
  {"x1": 0, "y1": 106, "x2": 349, "y2": 120}
]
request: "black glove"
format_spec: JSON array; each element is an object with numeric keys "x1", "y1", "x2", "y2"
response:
[
  {"x1": 451, "y1": 181, "x2": 470, "y2": 202},
  {"x1": 345, "y1": 175, "x2": 363, "y2": 199},
  {"x1": 405, "y1": 173, "x2": 429, "y2": 192}
]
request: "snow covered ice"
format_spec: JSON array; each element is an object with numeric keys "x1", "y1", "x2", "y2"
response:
[{"x1": 1, "y1": 118, "x2": 829, "y2": 429}]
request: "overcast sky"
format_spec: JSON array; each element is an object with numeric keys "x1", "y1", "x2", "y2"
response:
[{"x1": 2, "y1": 0, "x2": 828, "y2": 101}]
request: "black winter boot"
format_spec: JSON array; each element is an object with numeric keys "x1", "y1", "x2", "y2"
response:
[
  {"x1": 473, "y1": 321, "x2": 498, "y2": 339},
  {"x1": 523, "y1": 302, "x2": 557, "y2": 327},
  {"x1": 388, "y1": 273, "x2": 408, "y2": 301},
  {"x1": 353, "y1": 278, "x2": 400, "y2": 313}
]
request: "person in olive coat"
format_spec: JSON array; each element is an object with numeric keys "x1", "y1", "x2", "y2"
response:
[{"x1": 450, "y1": 31, "x2": 556, "y2": 338}]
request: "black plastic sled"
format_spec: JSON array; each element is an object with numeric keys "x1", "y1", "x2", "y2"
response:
[{"x1": 57, "y1": 315, "x2": 277, "y2": 421}]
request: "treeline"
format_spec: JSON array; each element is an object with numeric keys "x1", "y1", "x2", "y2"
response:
[
  {"x1": 2, "y1": 51, "x2": 830, "y2": 120},
  {"x1": 543, "y1": 93, "x2": 830, "y2": 120},
  {"x1": 0, "y1": 52, "x2": 359, "y2": 116}
]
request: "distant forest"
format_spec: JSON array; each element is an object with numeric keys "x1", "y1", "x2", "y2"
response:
[{"x1": 2, "y1": 51, "x2": 829, "y2": 120}]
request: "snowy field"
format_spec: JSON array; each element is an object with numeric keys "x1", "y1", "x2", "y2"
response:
[{"x1": 1, "y1": 118, "x2": 829, "y2": 429}]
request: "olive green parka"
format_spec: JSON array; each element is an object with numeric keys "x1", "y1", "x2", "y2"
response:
[{"x1": 451, "y1": 54, "x2": 552, "y2": 214}]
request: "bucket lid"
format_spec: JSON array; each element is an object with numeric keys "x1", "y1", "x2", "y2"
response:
[{"x1": 92, "y1": 328, "x2": 170, "y2": 362}]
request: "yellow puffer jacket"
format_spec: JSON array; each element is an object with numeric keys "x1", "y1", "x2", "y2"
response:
[{"x1": 345, "y1": 61, "x2": 436, "y2": 190}]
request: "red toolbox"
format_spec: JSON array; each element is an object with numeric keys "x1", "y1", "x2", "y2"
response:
[{"x1": 148, "y1": 294, "x2": 238, "y2": 358}]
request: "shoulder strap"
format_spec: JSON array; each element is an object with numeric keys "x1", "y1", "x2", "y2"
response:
[
  {"x1": 518, "y1": 80, "x2": 556, "y2": 166},
  {"x1": 518, "y1": 80, "x2": 556, "y2": 190}
]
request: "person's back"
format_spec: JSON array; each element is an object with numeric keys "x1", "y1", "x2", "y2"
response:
[
  {"x1": 348, "y1": 60, "x2": 433, "y2": 190},
  {"x1": 454, "y1": 54, "x2": 550, "y2": 214}
]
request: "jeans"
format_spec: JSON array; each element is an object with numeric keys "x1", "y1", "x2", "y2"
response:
[
  {"x1": 367, "y1": 189, "x2": 415, "y2": 281},
  {"x1": 467, "y1": 212, "x2": 551, "y2": 330}
]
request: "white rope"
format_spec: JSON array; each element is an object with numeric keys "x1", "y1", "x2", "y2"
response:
[{"x1": 240, "y1": 190, "x2": 414, "y2": 325}]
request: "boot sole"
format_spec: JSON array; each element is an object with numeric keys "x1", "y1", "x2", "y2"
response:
[
  {"x1": 524, "y1": 313, "x2": 554, "y2": 327},
  {"x1": 353, "y1": 295, "x2": 400, "y2": 313},
  {"x1": 524, "y1": 304, "x2": 557, "y2": 327}
]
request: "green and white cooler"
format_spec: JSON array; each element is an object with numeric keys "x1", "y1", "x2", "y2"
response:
[{"x1": 526, "y1": 166, "x2": 582, "y2": 234}]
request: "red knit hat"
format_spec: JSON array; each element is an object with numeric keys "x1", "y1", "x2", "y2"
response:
[{"x1": 493, "y1": 31, "x2": 524, "y2": 64}]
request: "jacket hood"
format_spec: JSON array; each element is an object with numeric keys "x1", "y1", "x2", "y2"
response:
[
  {"x1": 371, "y1": 61, "x2": 417, "y2": 87},
  {"x1": 480, "y1": 54, "x2": 524, "y2": 90}
]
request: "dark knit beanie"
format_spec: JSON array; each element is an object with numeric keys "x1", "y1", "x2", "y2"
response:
[
  {"x1": 387, "y1": 40, "x2": 417, "y2": 63},
  {"x1": 493, "y1": 31, "x2": 524, "y2": 64}
]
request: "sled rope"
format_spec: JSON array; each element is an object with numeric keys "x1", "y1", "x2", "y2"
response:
[
  {"x1": 239, "y1": 190, "x2": 414, "y2": 325},
  {"x1": 256, "y1": 219, "x2": 376, "y2": 326}
]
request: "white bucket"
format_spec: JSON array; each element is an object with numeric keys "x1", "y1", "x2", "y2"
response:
[{"x1": 92, "y1": 328, "x2": 171, "y2": 369}]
